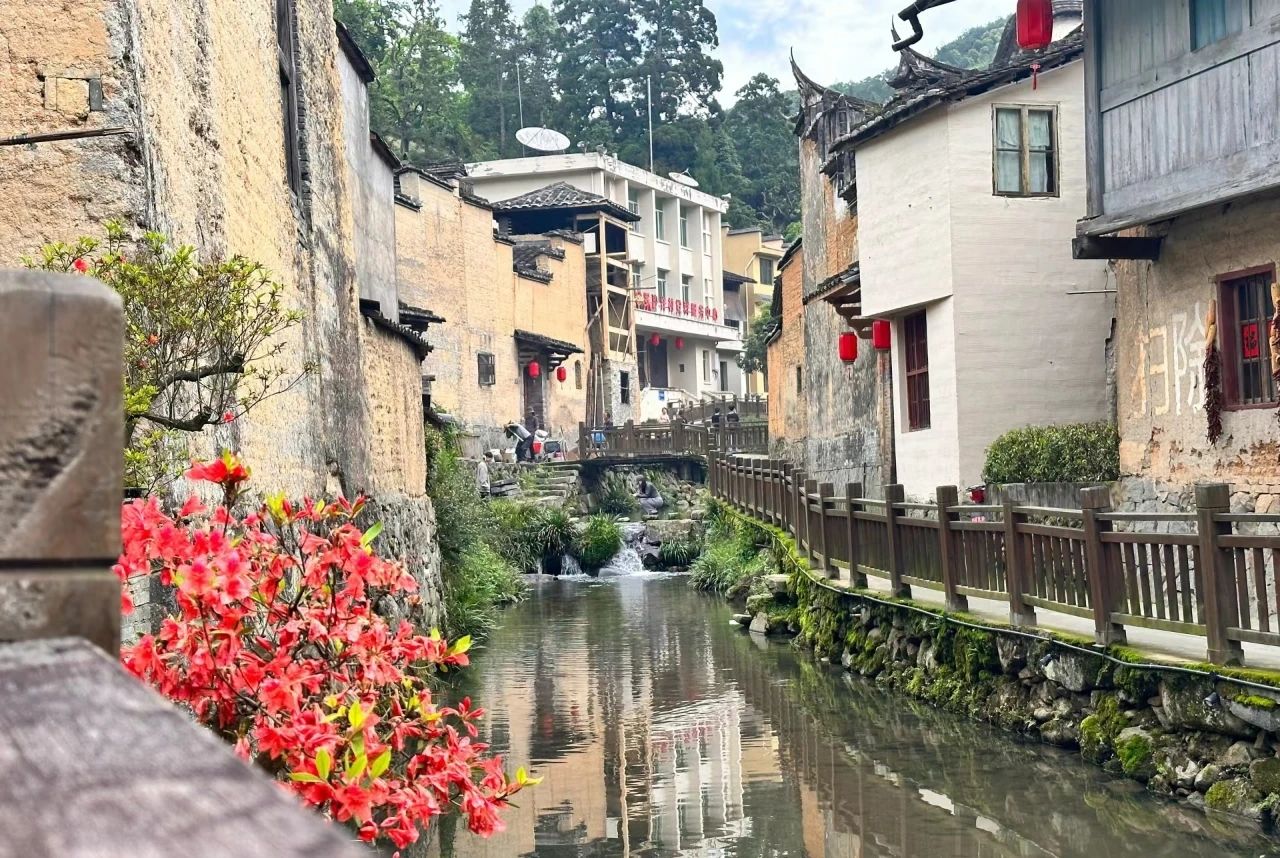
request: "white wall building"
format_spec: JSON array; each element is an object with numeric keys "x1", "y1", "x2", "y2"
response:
[
  {"x1": 468, "y1": 153, "x2": 744, "y2": 419},
  {"x1": 847, "y1": 17, "x2": 1110, "y2": 497}
]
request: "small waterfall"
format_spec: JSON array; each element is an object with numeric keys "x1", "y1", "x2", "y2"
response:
[{"x1": 597, "y1": 522, "x2": 651, "y2": 577}]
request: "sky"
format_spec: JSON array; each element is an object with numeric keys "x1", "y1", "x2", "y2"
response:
[{"x1": 436, "y1": 0, "x2": 1013, "y2": 101}]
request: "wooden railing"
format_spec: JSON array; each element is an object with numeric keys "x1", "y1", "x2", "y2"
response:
[
  {"x1": 678, "y1": 394, "x2": 767, "y2": 424},
  {"x1": 579, "y1": 419, "x2": 768, "y2": 459},
  {"x1": 710, "y1": 454, "x2": 1280, "y2": 667}
]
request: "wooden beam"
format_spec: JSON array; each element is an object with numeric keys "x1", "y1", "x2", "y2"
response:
[
  {"x1": 1072, "y1": 235, "x2": 1163, "y2": 261},
  {"x1": 1082, "y1": 0, "x2": 1104, "y2": 218}
]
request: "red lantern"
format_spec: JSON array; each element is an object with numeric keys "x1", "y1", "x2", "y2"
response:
[
  {"x1": 556, "y1": 365, "x2": 567, "y2": 382},
  {"x1": 838, "y1": 331, "x2": 858, "y2": 363},
  {"x1": 527, "y1": 361, "x2": 541, "y2": 378},
  {"x1": 650, "y1": 332, "x2": 661, "y2": 347},
  {"x1": 872, "y1": 319, "x2": 891, "y2": 351},
  {"x1": 675, "y1": 337, "x2": 684, "y2": 350},
  {"x1": 1016, "y1": 0, "x2": 1053, "y2": 51}
]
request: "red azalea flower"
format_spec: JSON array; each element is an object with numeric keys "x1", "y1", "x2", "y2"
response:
[{"x1": 72, "y1": 257, "x2": 89, "y2": 273}]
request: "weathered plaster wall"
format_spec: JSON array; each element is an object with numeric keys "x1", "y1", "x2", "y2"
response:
[
  {"x1": 947, "y1": 63, "x2": 1110, "y2": 487},
  {"x1": 0, "y1": 0, "x2": 145, "y2": 261},
  {"x1": 0, "y1": 1, "x2": 443, "y2": 629},
  {"x1": 769, "y1": 255, "x2": 806, "y2": 447},
  {"x1": 396, "y1": 176, "x2": 591, "y2": 446},
  {"x1": 1115, "y1": 191, "x2": 1280, "y2": 515}
]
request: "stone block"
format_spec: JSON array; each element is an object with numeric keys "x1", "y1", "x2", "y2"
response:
[
  {"x1": 54, "y1": 77, "x2": 90, "y2": 117},
  {"x1": 0, "y1": 568, "x2": 119, "y2": 653}
]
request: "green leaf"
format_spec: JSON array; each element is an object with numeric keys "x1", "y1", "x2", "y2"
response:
[
  {"x1": 289, "y1": 772, "x2": 325, "y2": 783},
  {"x1": 360, "y1": 521, "x2": 384, "y2": 548},
  {"x1": 449, "y1": 635, "x2": 472, "y2": 656},
  {"x1": 370, "y1": 748, "x2": 392, "y2": 779},
  {"x1": 349, "y1": 699, "x2": 365, "y2": 730},
  {"x1": 315, "y1": 747, "x2": 332, "y2": 781},
  {"x1": 347, "y1": 752, "x2": 368, "y2": 782}
]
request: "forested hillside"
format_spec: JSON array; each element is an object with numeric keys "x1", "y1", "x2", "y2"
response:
[{"x1": 336, "y1": 1, "x2": 1008, "y2": 236}]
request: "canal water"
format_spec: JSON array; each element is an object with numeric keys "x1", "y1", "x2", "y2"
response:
[{"x1": 441, "y1": 574, "x2": 1280, "y2": 858}]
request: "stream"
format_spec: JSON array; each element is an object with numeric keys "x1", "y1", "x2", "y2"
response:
[{"x1": 437, "y1": 575, "x2": 1280, "y2": 857}]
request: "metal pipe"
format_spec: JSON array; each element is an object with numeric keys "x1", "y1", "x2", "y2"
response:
[
  {"x1": 0, "y1": 126, "x2": 129, "y2": 147},
  {"x1": 892, "y1": 0, "x2": 962, "y2": 51}
]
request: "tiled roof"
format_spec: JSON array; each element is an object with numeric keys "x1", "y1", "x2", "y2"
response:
[
  {"x1": 514, "y1": 329, "x2": 583, "y2": 356},
  {"x1": 491, "y1": 181, "x2": 639, "y2": 223},
  {"x1": 723, "y1": 270, "x2": 754, "y2": 287}
]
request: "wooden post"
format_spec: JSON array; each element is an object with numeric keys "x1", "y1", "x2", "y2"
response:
[
  {"x1": 803, "y1": 479, "x2": 818, "y2": 564},
  {"x1": 1081, "y1": 485, "x2": 1126, "y2": 645},
  {"x1": 783, "y1": 463, "x2": 796, "y2": 537},
  {"x1": 846, "y1": 482, "x2": 866, "y2": 587},
  {"x1": 1003, "y1": 485, "x2": 1036, "y2": 627},
  {"x1": 579, "y1": 422, "x2": 590, "y2": 460},
  {"x1": 819, "y1": 483, "x2": 836, "y2": 579},
  {"x1": 1197, "y1": 483, "x2": 1244, "y2": 665},
  {"x1": 624, "y1": 419, "x2": 636, "y2": 453},
  {"x1": 883, "y1": 484, "x2": 909, "y2": 598},
  {"x1": 795, "y1": 472, "x2": 810, "y2": 557},
  {"x1": 936, "y1": 486, "x2": 966, "y2": 612},
  {"x1": 770, "y1": 460, "x2": 781, "y2": 526}
]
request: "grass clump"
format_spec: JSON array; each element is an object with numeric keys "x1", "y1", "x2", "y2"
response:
[
  {"x1": 574, "y1": 515, "x2": 623, "y2": 572},
  {"x1": 598, "y1": 473, "x2": 638, "y2": 516},
  {"x1": 689, "y1": 509, "x2": 774, "y2": 597},
  {"x1": 658, "y1": 535, "x2": 700, "y2": 568}
]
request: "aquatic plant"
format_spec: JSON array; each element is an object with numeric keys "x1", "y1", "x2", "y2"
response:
[
  {"x1": 574, "y1": 515, "x2": 624, "y2": 571},
  {"x1": 598, "y1": 472, "x2": 639, "y2": 515},
  {"x1": 117, "y1": 454, "x2": 534, "y2": 851},
  {"x1": 658, "y1": 535, "x2": 701, "y2": 568}
]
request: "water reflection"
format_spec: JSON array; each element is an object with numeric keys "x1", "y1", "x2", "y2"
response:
[{"x1": 439, "y1": 576, "x2": 1280, "y2": 858}]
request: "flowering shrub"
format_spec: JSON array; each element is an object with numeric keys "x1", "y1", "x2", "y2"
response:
[{"x1": 117, "y1": 453, "x2": 533, "y2": 851}]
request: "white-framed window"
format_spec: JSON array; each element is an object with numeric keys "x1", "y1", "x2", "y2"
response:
[
  {"x1": 703, "y1": 278, "x2": 712, "y2": 303},
  {"x1": 679, "y1": 208, "x2": 690, "y2": 248},
  {"x1": 627, "y1": 189, "x2": 640, "y2": 233},
  {"x1": 657, "y1": 269, "x2": 668, "y2": 299},
  {"x1": 630, "y1": 262, "x2": 642, "y2": 292},
  {"x1": 701, "y1": 216, "x2": 711, "y2": 250},
  {"x1": 655, "y1": 206, "x2": 668, "y2": 242},
  {"x1": 681, "y1": 275, "x2": 692, "y2": 303},
  {"x1": 702, "y1": 349, "x2": 710, "y2": 382},
  {"x1": 993, "y1": 105, "x2": 1058, "y2": 197}
]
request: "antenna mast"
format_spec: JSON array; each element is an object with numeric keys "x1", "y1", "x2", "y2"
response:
[{"x1": 647, "y1": 74, "x2": 654, "y2": 172}]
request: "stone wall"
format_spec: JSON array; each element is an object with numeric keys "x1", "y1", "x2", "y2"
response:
[
  {"x1": 1114, "y1": 191, "x2": 1280, "y2": 514},
  {"x1": 768, "y1": 251, "x2": 805, "y2": 445}
]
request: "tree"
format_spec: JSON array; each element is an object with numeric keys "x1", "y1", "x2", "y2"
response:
[
  {"x1": 632, "y1": 0, "x2": 722, "y2": 125},
  {"x1": 724, "y1": 74, "x2": 800, "y2": 233},
  {"x1": 738, "y1": 306, "x2": 777, "y2": 378},
  {"x1": 517, "y1": 5, "x2": 560, "y2": 129},
  {"x1": 334, "y1": 0, "x2": 405, "y2": 67},
  {"x1": 934, "y1": 17, "x2": 1009, "y2": 69},
  {"x1": 552, "y1": 0, "x2": 641, "y2": 146},
  {"x1": 459, "y1": 0, "x2": 521, "y2": 157}
]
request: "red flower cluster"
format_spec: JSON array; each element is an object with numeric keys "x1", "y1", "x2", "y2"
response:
[{"x1": 117, "y1": 455, "x2": 533, "y2": 851}]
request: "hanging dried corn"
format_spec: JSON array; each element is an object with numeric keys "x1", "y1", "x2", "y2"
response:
[{"x1": 1204, "y1": 299, "x2": 1223, "y2": 444}]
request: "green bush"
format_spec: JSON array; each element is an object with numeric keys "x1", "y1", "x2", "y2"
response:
[
  {"x1": 598, "y1": 473, "x2": 638, "y2": 515},
  {"x1": 537, "y1": 507, "x2": 577, "y2": 575},
  {"x1": 574, "y1": 515, "x2": 624, "y2": 571},
  {"x1": 982, "y1": 422, "x2": 1120, "y2": 484},
  {"x1": 488, "y1": 499, "x2": 547, "y2": 573},
  {"x1": 689, "y1": 516, "x2": 774, "y2": 597},
  {"x1": 425, "y1": 426, "x2": 528, "y2": 638}
]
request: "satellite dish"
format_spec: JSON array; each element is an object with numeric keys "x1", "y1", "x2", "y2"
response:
[
  {"x1": 669, "y1": 170, "x2": 700, "y2": 188},
  {"x1": 516, "y1": 126, "x2": 571, "y2": 152}
]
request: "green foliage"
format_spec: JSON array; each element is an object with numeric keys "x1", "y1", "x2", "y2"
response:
[
  {"x1": 933, "y1": 17, "x2": 1010, "y2": 69},
  {"x1": 982, "y1": 422, "x2": 1121, "y2": 484},
  {"x1": 25, "y1": 222, "x2": 307, "y2": 490},
  {"x1": 425, "y1": 427, "x2": 528, "y2": 638},
  {"x1": 598, "y1": 473, "x2": 639, "y2": 516},
  {"x1": 689, "y1": 515, "x2": 774, "y2": 597},
  {"x1": 574, "y1": 515, "x2": 624, "y2": 571},
  {"x1": 536, "y1": 507, "x2": 577, "y2": 560},
  {"x1": 1116, "y1": 733, "x2": 1154, "y2": 778},
  {"x1": 739, "y1": 305, "x2": 778, "y2": 377},
  {"x1": 459, "y1": 0, "x2": 522, "y2": 158},
  {"x1": 658, "y1": 535, "x2": 700, "y2": 568},
  {"x1": 488, "y1": 499, "x2": 548, "y2": 572},
  {"x1": 724, "y1": 74, "x2": 800, "y2": 231}
]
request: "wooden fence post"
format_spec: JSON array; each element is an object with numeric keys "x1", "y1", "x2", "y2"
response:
[
  {"x1": 819, "y1": 483, "x2": 836, "y2": 579},
  {"x1": 578, "y1": 422, "x2": 589, "y2": 459},
  {"x1": 624, "y1": 419, "x2": 635, "y2": 453},
  {"x1": 801, "y1": 476, "x2": 816, "y2": 561},
  {"x1": 846, "y1": 482, "x2": 865, "y2": 587},
  {"x1": 1003, "y1": 485, "x2": 1036, "y2": 627},
  {"x1": 883, "y1": 484, "x2": 909, "y2": 598},
  {"x1": 782, "y1": 463, "x2": 796, "y2": 537},
  {"x1": 936, "y1": 486, "x2": 966, "y2": 612},
  {"x1": 1197, "y1": 483, "x2": 1244, "y2": 665},
  {"x1": 1081, "y1": 485, "x2": 1126, "y2": 646}
]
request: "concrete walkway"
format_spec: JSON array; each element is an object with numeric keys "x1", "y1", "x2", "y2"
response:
[{"x1": 832, "y1": 570, "x2": 1280, "y2": 672}]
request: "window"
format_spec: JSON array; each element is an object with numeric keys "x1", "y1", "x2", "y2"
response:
[
  {"x1": 702, "y1": 350, "x2": 710, "y2": 382},
  {"x1": 704, "y1": 278, "x2": 713, "y2": 304},
  {"x1": 795, "y1": 365, "x2": 803, "y2": 392},
  {"x1": 627, "y1": 189, "x2": 640, "y2": 232},
  {"x1": 903, "y1": 310, "x2": 930, "y2": 431},
  {"x1": 276, "y1": 0, "x2": 302, "y2": 195},
  {"x1": 1191, "y1": 0, "x2": 1243, "y2": 50},
  {"x1": 655, "y1": 206, "x2": 668, "y2": 241},
  {"x1": 993, "y1": 106, "x2": 1057, "y2": 197},
  {"x1": 1218, "y1": 267, "x2": 1278, "y2": 407},
  {"x1": 758, "y1": 258, "x2": 775, "y2": 287},
  {"x1": 679, "y1": 208, "x2": 690, "y2": 248},
  {"x1": 631, "y1": 263, "x2": 642, "y2": 292},
  {"x1": 477, "y1": 352, "x2": 496, "y2": 386},
  {"x1": 619, "y1": 371, "x2": 631, "y2": 404},
  {"x1": 702, "y1": 219, "x2": 711, "y2": 249},
  {"x1": 681, "y1": 275, "x2": 692, "y2": 304},
  {"x1": 657, "y1": 269, "x2": 668, "y2": 299},
  {"x1": 574, "y1": 359, "x2": 583, "y2": 390}
]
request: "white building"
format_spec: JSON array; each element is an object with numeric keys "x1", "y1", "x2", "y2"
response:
[
  {"x1": 468, "y1": 153, "x2": 745, "y2": 420},
  {"x1": 844, "y1": 10, "x2": 1111, "y2": 497}
]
